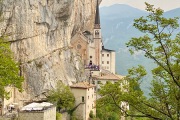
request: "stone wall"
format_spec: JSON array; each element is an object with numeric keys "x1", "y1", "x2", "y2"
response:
[
  {"x1": 0, "y1": 0, "x2": 101, "y2": 104},
  {"x1": 18, "y1": 106, "x2": 56, "y2": 120}
]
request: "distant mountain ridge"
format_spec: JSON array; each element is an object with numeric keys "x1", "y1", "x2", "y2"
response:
[
  {"x1": 100, "y1": 4, "x2": 180, "y2": 95},
  {"x1": 100, "y1": 4, "x2": 180, "y2": 75},
  {"x1": 164, "y1": 8, "x2": 180, "y2": 18},
  {"x1": 100, "y1": 4, "x2": 147, "y2": 18}
]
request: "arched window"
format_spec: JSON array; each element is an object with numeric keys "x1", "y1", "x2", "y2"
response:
[
  {"x1": 95, "y1": 30, "x2": 99, "y2": 38},
  {"x1": 89, "y1": 60, "x2": 92, "y2": 66},
  {"x1": 77, "y1": 44, "x2": 81, "y2": 49}
]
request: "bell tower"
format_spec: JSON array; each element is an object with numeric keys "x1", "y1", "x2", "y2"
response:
[{"x1": 94, "y1": 0, "x2": 102, "y2": 66}]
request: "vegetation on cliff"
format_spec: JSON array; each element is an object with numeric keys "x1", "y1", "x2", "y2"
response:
[
  {"x1": 0, "y1": 37, "x2": 24, "y2": 99},
  {"x1": 0, "y1": 0, "x2": 24, "y2": 99},
  {"x1": 97, "y1": 3, "x2": 180, "y2": 120}
]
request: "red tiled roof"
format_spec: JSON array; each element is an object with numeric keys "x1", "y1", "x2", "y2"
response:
[
  {"x1": 93, "y1": 74, "x2": 125, "y2": 81},
  {"x1": 70, "y1": 82, "x2": 96, "y2": 89}
]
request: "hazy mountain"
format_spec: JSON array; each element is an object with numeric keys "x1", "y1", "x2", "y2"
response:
[
  {"x1": 100, "y1": 4, "x2": 148, "y2": 74},
  {"x1": 100, "y1": 4, "x2": 180, "y2": 95},
  {"x1": 100, "y1": 4, "x2": 147, "y2": 19},
  {"x1": 164, "y1": 8, "x2": 180, "y2": 18},
  {"x1": 100, "y1": 5, "x2": 180, "y2": 75}
]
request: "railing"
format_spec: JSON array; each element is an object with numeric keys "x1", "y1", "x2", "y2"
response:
[{"x1": 85, "y1": 65, "x2": 100, "y2": 70}]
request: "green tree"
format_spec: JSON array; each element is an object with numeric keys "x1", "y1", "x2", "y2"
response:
[
  {"x1": 97, "y1": 3, "x2": 180, "y2": 120},
  {"x1": 0, "y1": 37, "x2": 24, "y2": 99},
  {"x1": 56, "y1": 112, "x2": 62, "y2": 120},
  {"x1": 47, "y1": 81, "x2": 75, "y2": 112},
  {"x1": 89, "y1": 110, "x2": 94, "y2": 119},
  {"x1": 96, "y1": 82, "x2": 121, "y2": 120}
]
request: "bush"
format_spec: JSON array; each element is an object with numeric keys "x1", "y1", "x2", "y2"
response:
[
  {"x1": 56, "y1": 112, "x2": 62, "y2": 120},
  {"x1": 89, "y1": 110, "x2": 94, "y2": 118}
]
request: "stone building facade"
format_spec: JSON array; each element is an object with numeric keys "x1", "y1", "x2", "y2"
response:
[
  {"x1": 70, "y1": 0, "x2": 115, "y2": 73},
  {"x1": 18, "y1": 102, "x2": 56, "y2": 120}
]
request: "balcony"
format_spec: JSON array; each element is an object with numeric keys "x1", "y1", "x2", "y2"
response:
[{"x1": 85, "y1": 65, "x2": 100, "y2": 71}]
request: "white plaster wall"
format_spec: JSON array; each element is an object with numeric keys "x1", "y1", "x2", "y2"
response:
[
  {"x1": 85, "y1": 87, "x2": 96, "y2": 119},
  {"x1": 71, "y1": 88, "x2": 86, "y2": 120},
  {"x1": 101, "y1": 51, "x2": 111, "y2": 71},
  {"x1": 3, "y1": 87, "x2": 15, "y2": 114},
  {"x1": 110, "y1": 52, "x2": 116, "y2": 74},
  {"x1": 71, "y1": 87, "x2": 96, "y2": 120},
  {"x1": 101, "y1": 50, "x2": 115, "y2": 73}
]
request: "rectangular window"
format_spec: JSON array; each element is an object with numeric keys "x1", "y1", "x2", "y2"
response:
[
  {"x1": 97, "y1": 81, "x2": 101, "y2": 84},
  {"x1": 102, "y1": 61, "x2": 104, "y2": 64},
  {"x1": 90, "y1": 56, "x2": 92, "y2": 58},
  {"x1": 107, "y1": 54, "x2": 109, "y2": 57},
  {"x1": 102, "y1": 54, "x2": 104, "y2": 57},
  {"x1": 82, "y1": 96, "x2": 84, "y2": 102},
  {"x1": 107, "y1": 61, "x2": 109, "y2": 64}
]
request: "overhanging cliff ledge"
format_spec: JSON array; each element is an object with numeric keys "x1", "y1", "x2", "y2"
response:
[{"x1": 1, "y1": 0, "x2": 101, "y2": 103}]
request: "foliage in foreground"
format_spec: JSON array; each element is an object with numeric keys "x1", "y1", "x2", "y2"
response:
[
  {"x1": 97, "y1": 3, "x2": 180, "y2": 120},
  {"x1": 56, "y1": 112, "x2": 62, "y2": 120},
  {"x1": 0, "y1": 37, "x2": 24, "y2": 99},
  {"x1": 96, "y1": 82, "x2": 121, "y2": 120},
  {"x1": 47, "y1": 81, "x2": 75, "y2": 112}
]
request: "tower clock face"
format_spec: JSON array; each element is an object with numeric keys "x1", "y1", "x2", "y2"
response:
[{"x1": 77, "y1": 44, "x2": 82, "y2": 49}]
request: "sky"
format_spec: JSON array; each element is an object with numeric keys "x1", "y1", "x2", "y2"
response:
[{"x1": 100, "y1": 0, "x2": 180, "y2": 11}]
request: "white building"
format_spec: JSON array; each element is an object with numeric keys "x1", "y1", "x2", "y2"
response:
[
  {"x1": 0, "y1": 87, "x2": 17, "y2": 115},
  {"x1": 92, "y1": 72, "x2": 125, "y2": 91},
  {"x1": 70, "y1": 82, "x2": 96, "y2": 120},
  {"x1": 92, "y1": 72, "x2": 129, "y2": 114},
  {"x1": 101, "y1": 46, "x2": 116, "y2": 73}
]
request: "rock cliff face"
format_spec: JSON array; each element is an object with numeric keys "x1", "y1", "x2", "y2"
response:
[{"x1": 1, "y1": 0, "x2": 101, "y2": 103}]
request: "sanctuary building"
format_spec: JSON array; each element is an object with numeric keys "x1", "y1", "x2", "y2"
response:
[{"x1": 70, "y1": 0, "x2": 115, "y2": 74}]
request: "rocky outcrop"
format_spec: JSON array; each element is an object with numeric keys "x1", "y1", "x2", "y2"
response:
[{"x1": 1, "y1": 0, "x2": 100, "y2": 103}]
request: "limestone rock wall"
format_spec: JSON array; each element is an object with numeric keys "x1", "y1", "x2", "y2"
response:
[{"x1": 1, "y1": 0, "x2": 99, "y2": 103}]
